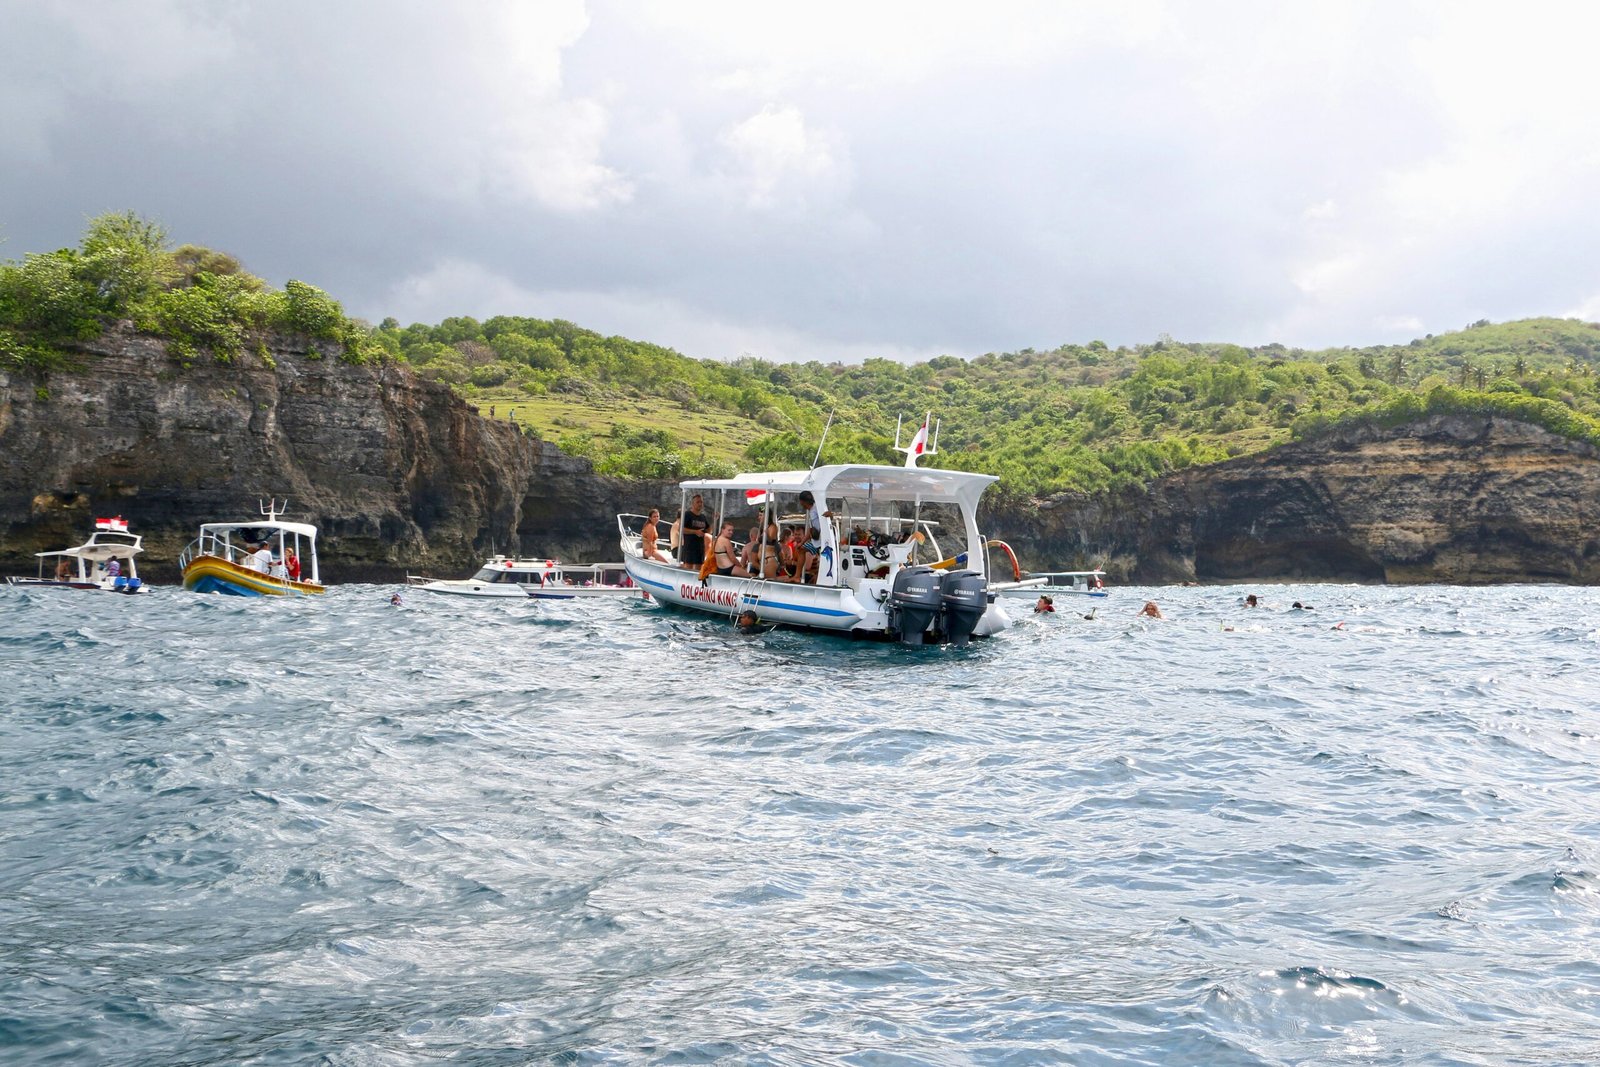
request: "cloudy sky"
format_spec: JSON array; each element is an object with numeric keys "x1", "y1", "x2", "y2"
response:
[{"x1": 3, "y1": 1, "x2": 1598, "y2": 363}]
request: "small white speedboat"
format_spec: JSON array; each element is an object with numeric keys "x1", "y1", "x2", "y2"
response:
[
  {"x1": 6, "y1": 517, "x2": 150, "y2": 593},
  {"x1": 407, "y1": 557, "x2": 643, "y2": 599},
  {"x1": 992, "y1": 569, "x2": 1109, "y2": 600}
]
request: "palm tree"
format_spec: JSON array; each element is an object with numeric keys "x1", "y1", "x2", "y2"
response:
[{"x1": 1388, "y1": 351, "x2": 1408, "y2": 385}]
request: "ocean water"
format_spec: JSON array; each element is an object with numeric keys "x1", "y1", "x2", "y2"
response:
[{"x1": 2, "y1": 583, "x2": 1598, "y2": 1066}]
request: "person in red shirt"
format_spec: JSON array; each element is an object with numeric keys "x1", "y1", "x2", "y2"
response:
[{"x1": 285, "y1": 549, "x2": 301, "y2": 581}]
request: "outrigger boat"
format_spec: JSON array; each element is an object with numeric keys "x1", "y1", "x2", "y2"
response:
[
  {"x1": 408, "y1": 557, "x2": 642, "y2": 599},
  {"x1": 617, "y1": 415, "x2": 1010, "y2": 644},
  {"x1": 6, "y1": 517, "x2": 149, "y2": 593},
  {"x1": 991, "y1": 566, "x2": 1109, "y2": 600},
  {"x1": 178, "y1": 499, "x2": 324, "y2": 597}
]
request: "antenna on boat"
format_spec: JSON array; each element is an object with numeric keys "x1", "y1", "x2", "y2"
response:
[
  {"x1": 893, "y1": 412, "x2": 939, "y2": 468},
  {"x1": 811, "y1": 408, "x2": 836, "y2": 469},
  {"x1": 260, "y1": 498, "x2": 288, "y2": 521}
]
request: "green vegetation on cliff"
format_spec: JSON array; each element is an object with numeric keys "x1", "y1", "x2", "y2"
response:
[
  {"x1": 7, "y1": 216, "x2": 1600, "y2": 494},
  {"x1": 0, "y1": 213, "x2": 382, "y2": 370},
  {"x1": 388, "y1": 313, "x2": 1600, "y2": 496}
]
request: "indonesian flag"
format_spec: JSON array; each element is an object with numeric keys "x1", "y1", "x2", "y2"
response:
[
  {"x1": 745, "y1": 489, "x2": 769, "y2": 508},
  {"x1": 903, "y1": 420, "x2": 929, "y2": 467},
  {"x1": 95, "y1": 516, "x2": 128, "y2": 532}
]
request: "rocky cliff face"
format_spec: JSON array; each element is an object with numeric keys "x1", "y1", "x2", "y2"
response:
[
  {"x1": 0, "y1": 327, "x2": 670, "y2": 582},
  {"x1": 5, "y1": 331, "x2": 1596, "y2": 585},
  {"x1": 996, "y1": 414, "x2": 1600, "y2": 583}
]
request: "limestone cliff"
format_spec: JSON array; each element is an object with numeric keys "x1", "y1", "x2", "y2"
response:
[
  {"x1": 4, "y1": 330, "x2": 1597, "y2": 585},
  {"x1": 0, "y1": 326, "x2": 669, "y2": 582},
  {"x1": 997, "y1": 414, "x2": 1600, "y2": 584}
]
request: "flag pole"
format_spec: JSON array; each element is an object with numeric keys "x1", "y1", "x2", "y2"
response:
[{"x1": 811, "y1": 408, "x2": 836, "y2": 470}]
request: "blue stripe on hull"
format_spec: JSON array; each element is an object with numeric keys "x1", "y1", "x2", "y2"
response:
[{"x1": 188, "y1": 575, "x2": 268, "y2": 596}]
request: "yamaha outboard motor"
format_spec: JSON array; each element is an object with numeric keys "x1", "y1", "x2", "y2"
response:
[
  {"x1": 889, "y1": 565, "x2": 942, "y2": 645},
  {"x1": 939, "y1": 569, "x2": 988, "y2": 647}
]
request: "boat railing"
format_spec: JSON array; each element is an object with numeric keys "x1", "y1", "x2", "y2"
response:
[
  {"x1": 178, "y1": 533, "x2": 294, "y2": 588},
  {"x1": 618, "y1": 513, "x2": 667, "y2": 557}
]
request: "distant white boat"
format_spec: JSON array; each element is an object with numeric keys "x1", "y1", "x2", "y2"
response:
[
  {"x1": 6, "y1": 517, "x2": 150, "y2": 594},
  {"x1": 407, "y1": 557, "x2": 643, "y2": 599},
  {"x1": 992, "y1": 568, "x2": 1109, "y2": 600}
]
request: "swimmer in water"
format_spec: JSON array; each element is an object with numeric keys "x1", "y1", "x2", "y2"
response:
[
  {"x1": 390, "y1": 593, "x2": 403, "y2": 606},
  {"x1": 1139, "y1": 601, "x2": 1163, "y2": 619},
  {"x1": 735, "y1": 609, "x2": 773, "y2": 634},
  {"x1": 1034, "y1": 595, "x2": 1055, "y2": 614}
]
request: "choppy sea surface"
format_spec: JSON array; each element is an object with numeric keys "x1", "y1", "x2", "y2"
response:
[{"x1": 3, "y1": 583, "x2": 1599, "y2": 1066}]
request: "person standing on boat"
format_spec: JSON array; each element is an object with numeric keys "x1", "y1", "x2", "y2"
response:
[
  {"x1": 678, "y1": 494, "x2": 712, "y2": 569},
  {"x1": 104, "y1": 557, "x2": 121, "y2": 580},
  {"x1": 54, "y1": 558, "x2": 73, "y2": 582},
  {"x1": 641, "y1": 509, "x2": 668, "y2": 563},
  {"x1": 251, "y1": 542, "x2": 273, "y2": 573},
  {"x1": 796, "y1": 491, "x2": 831, "y2": 535},
  {"x1": 285, "y1": 549, "x2": 301, "y2": 581}
]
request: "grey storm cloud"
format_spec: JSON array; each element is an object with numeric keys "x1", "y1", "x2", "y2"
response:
[{"x1": 4, "y1": 0, "x2": 1600, "y2": 363}]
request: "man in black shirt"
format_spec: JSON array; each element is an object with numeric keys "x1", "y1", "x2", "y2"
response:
[{"x1": 678, "y1": 493, "x2": 712, "y2": 569}]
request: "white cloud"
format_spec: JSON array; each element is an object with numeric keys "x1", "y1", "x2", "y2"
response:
[
  {"x1": 718, "y1": 106, "x2": 850, "y2": 210},
  {"x1": 8, "y1": 1, "x2": 1600, "y2": 356},
  {"x1": 386, "y1": 258, "x2": 951, "y2": 365},
  {"x1": 1562, "y1": 296, "x2": 1600, "y2": 324}
]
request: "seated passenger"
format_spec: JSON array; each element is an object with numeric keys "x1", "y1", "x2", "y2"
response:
[
  {"x1": 640, "y1": 509, "x2": 668, "y2": 563},
  {"x1": 713, "y1": 520, "x2": 750, "y2": 577},
  {"x1": 760, "y1": 522, "x2": 784, "y2": 580},
  {"x1": 739, "y1": 525, "x2": 761, "y2": 573}
]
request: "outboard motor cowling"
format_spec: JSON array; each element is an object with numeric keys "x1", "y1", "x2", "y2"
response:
[
  {"x1": 939, "y1": 569, "x2": 988, "y2": 647},
  {"x1": 889, "y1": 565, "x2": 942, "y2": 645}
]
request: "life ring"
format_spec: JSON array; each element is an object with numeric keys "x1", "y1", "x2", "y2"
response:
[{"x1": 986, "y1": 539, "x2": 1022, "y2": 583}]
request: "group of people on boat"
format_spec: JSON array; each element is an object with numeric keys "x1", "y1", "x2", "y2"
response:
[
  {"x1": 234, "y1": 542, "x2": 301, "y2": 581},
  {"x1": 639, "y1": 491, "x2": 837, "y2": 585}
]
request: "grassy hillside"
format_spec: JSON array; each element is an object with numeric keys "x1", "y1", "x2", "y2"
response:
[
  {"x1": 8, "y1": 214, "x2": 1600, "y2": 496},
  {"x1": 391, "y1": 313, "x2": 1600, "y2": 496}
]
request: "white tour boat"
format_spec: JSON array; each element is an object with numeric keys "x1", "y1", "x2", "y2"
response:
[
  {"x1": 6, "y1": 517, "x2": 150, "y2": 593},
  {"x1": 407, "y1": 557, "x2": 643, "y2": 599},
  {"x1": 617, "y1": 417, "x2": 1010, "y2": 644}
]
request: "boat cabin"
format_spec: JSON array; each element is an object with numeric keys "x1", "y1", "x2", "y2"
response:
[{"x1": 187, "y1": 520, "x2": 320, "y2": 583}]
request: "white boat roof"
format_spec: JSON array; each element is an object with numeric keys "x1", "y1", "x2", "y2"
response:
[
  {"x1": 36, "y1": 531, "x2": 144, "y2": 561},
  {"x1": 681, "y1": 463, "x2": 999, "y2": 510},
  {"x1": 200, "y1": 520, "x2": 319, "y2": 538}
]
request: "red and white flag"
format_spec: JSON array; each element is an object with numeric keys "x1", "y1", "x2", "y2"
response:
[
  {"x1": 95, "y1": 516, "x2": 128, "y2": 532},
  {"x1": 745, "y1": 488, "x2": 769, "y2": 508},
  {"x1": 903, "y1": 420, "x2": 929, "y2": 467}
]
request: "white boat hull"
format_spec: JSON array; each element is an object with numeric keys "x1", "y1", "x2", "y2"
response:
[
  {"x1": 623, "y1": 554, "x2": 1008, "y2": 639},
  {"x1": 410, "y1": 579, "x2": 533, "y2": 598}
]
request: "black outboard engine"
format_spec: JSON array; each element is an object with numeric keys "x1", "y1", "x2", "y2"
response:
[
  {"x1": 888, "y1": 565, "x2": 942, "y2": 645},
  {"x1": 939, "y1": 569, "x2": 988, "y2": 647}
]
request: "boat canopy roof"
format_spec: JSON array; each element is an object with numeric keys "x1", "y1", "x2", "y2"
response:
[
  {"x1": 680, "y1": 463, "x2": 999, "y2": 511},
  {"x1": 36, "y1": 531, "x2": 143, "y2": 561},
  {"x1": 199, "y1": 520, "x2": 319, "y2": 539}
]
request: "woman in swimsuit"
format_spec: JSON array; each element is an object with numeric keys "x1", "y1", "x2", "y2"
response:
[{"x1": 759, "y1": 522, "x2": 784, "y2": 580}]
